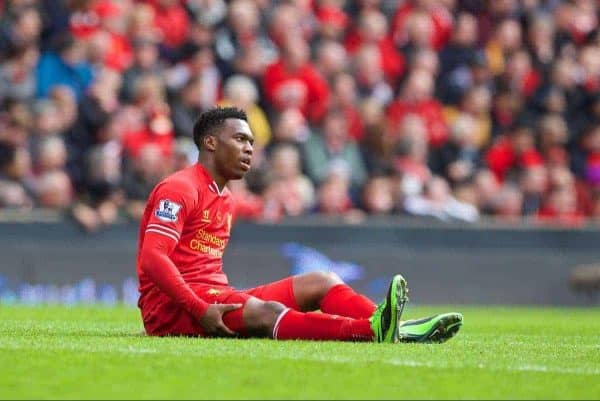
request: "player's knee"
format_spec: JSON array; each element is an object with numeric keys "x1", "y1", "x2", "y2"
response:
[
  {"x1": 244, "y1": 299, "x2": 286, "y2": 335},
  {"x1": 263, "y1": 301, "x2": 286, "y2": 317},
  {"x1": 260, "y1": 301, "x2": 286, "y2": 331}
]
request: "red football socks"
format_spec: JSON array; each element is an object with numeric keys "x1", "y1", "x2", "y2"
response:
[
  {"x1": 319, "y1": 284, "x2": 377, "y2": 319},
  {"x1": 273, "y1": 309, "x2": 374, "y2": 341}
]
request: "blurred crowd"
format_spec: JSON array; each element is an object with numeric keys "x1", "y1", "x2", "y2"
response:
[{"x1": 0, "y1": 0, "x2": 599, "y2": 231}]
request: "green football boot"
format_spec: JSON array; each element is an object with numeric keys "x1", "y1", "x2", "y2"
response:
[
  {"x1": 370, "y1": 274, "x2": 409, "y2": 343},
  {"x1": 397, "y1": 312, "x2": 463, "y2": 343}
]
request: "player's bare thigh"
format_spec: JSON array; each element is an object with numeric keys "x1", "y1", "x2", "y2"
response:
[
  {"x1": 292, "y1": 271, "x2": 343, "y2": 311},
  {"x1": 244, "y1": 272, "x2": 343, "y2": 312}
]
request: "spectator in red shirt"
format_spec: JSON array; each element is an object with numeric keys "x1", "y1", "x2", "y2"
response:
[
  {"x1": 329, "y1": 72, "x2": 364, "y2": 141},
  {"x1": 485, "y1": 124, "x2": 544, "y2": 183},
  {"x1": 314, "y1": 1, "x2": 349, "y2": 41},
  {"x1": 122, "y1": 102, "x2": 174, "y2": 160},
  {"x1": 71, "y1": 0, "x2": 133, "y2": 72},
  {"x1": 96, "y1": 0, "x2": 133, "y2": 72},
  {"x1": 537, "y1": 185, "x2": 586, "y2": 227},
  {"x1": 391, "y1": 0, "x2": 453, "y2": 51},
  {"x1": 496, "y1": 49, "x2": 541, "y2": 99},
  {"x1": 490, "y1": 87, "x2": 523, "y2": 137},
  {"x1": 121, "y1": 72, "x2": 173, "y2": 161},
  {"x1": 147, "y1": 0, "x2": 190, "y2": 50},
  {"x1": 386, "y1": 69, "x2": 449, "y2": 148},
  {"x1": 126, "y1": 2, "x2": 163, "y2": 45},
  {"x1": 262, "y1": 35, "x2": 330, "y2": 122},
  {"x1": 553, "y1": 0, "x2": 598, "y2": 46},
  {"x1": 69, "y1": 1, "x2": 101, "y2": 39},
  {"x1": 344, "y1": 9, "x2": 405, "y2": 85}
]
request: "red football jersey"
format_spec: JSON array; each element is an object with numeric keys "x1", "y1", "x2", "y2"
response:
[{"x1": 137, "y1": 163, "x2": 234, "y2": 299}]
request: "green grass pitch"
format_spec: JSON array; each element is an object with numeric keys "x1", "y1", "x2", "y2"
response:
[{"x1": 1, "y1": 305, "x2": 599, "y2": 399}]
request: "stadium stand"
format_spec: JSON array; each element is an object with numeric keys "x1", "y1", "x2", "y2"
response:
[{"x1": 0, "y1": 0, "x2": 599, "y2": 232}]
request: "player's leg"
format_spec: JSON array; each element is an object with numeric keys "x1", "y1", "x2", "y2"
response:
[
  {"x1": 229, "y1": 296, "x2": 392, "y2": 342},
  {"x1": 172, "y1": 287, "x2": 370, "y2": 341},
  {"x1": 301, "y1": 273, "x2": 462, "y2": 343},
  {"x1": 246, "y1": 271, "x2": 394, "y2": 319},
  {"x1": 294, "y1": 272, "x2": 410, "y2": 323},
  {"x1": 212, "y1": 290, "x2": 372, "y2": 341},
  {"x1": 288, "y1": 275, "x2": 461, "y2": 343},
  {"x1": 228, "y1": 297, "x2": 376, "y2": 341},
  {"x1": 292, "y1": 272, "x2": 379, "y2": 319},
  {"x1": 141, "y1": 280, "x2": 409, "y2": 342},
  {"x1": 238, "y1": 275, "x2": 406, "y2": 343}
]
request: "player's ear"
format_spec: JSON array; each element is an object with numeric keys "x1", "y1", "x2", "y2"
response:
[{"x1": 203, "y1": 135, "x2": 217, "y2": 152}]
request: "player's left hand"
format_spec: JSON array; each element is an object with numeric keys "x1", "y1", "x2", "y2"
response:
[{"x1": 199, "y1": 303, "x2": 243, "y2": 337}]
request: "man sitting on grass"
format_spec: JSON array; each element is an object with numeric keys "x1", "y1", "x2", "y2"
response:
[{"x1": 136, "y1": 106, "x2": 463, "y2": 343}]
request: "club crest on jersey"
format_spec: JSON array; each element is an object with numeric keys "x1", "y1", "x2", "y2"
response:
[{"x1": 155, "y1": 199, "x2": 182, "y2": 222}]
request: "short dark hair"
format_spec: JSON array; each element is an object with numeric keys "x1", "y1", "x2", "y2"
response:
[{"x1": 193, "y1": 106, "x2": 248, "y2": 150}]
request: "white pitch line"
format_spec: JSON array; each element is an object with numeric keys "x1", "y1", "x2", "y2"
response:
[
  {"x1": 1, "y1": 341, "x2": 599, "y2": 376},
  {"x1": 299, "y1": 354, "x2": 600, "y2": 376}
]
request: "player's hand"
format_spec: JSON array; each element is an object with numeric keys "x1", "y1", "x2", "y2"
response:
[{"x1": 199, "y1": 303, "x2": 242, "y2": 337}]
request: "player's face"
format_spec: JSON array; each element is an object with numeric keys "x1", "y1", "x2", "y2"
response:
[{"x1": 214, "y1": 118, "x2": 254, "y2": 180}]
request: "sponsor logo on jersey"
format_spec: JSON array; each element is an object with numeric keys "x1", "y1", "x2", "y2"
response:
[{"x1": 155, "y1": 199, "x2": 182, "y2": 222}]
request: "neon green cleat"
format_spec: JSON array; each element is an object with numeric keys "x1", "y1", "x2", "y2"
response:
[
  {"x1": 397, "y1": 312, "x2": 463, "y2": 343},
  {"x1": 370, "y1": 274, "x2": 409, "y2": 343}
]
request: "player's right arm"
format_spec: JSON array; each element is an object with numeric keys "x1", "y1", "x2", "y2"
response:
[{"x1": 139, "y1": 182, "x2": 240, "y2": 336}]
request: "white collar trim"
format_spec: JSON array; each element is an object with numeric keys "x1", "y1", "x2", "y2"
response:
[{"x1": 208, "y1": 181, "x2": 225, "y2": 196}]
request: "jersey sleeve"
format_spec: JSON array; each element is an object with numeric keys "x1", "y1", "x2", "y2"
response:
[
  {"x1": 144, "y1": 181, "x2": 196, "y2": 246},
  {"x1": 139, "y1": 181, "x2": 208, "y2": 319},
  {"x1": 140, "y1": 232, "x2": 209, "y2": 320}
]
